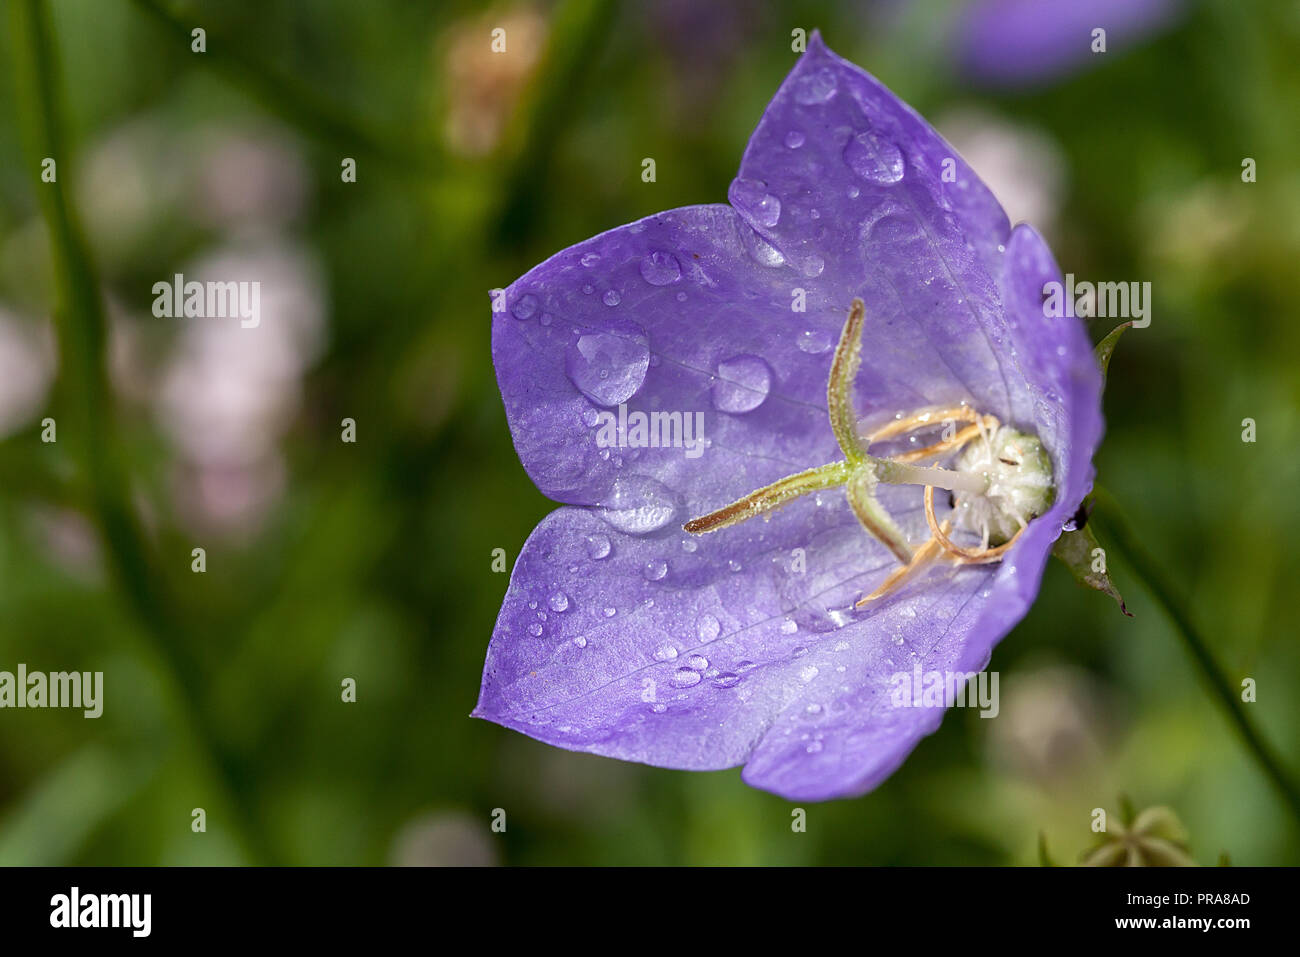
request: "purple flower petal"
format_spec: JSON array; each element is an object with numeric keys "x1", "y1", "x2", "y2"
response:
[{"x1": 480, "y1": 33, "x2": 1103, "y2": 800}]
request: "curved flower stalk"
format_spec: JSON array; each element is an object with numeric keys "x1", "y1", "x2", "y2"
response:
[{"x1": 476, "y1": 33, "x2": 1102, "y2": 801}]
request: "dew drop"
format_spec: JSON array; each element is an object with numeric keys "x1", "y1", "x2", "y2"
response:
[
  {"x1": 603, "y1": 606, "x2": 616, "y2": 617},
  {"x1": 564, "y1": 323, "x2": 650, "y2": 406},
  {"x1": 650, "y1": 702, "x2": 668, "y2": 713},
  {"x1": 780, "y1": 619, "x2": 798, "y2": 635},
  {"x1": 696, "y1": 614, "x2": 721, "y2": 642},
  {"x1": 797, "y1": 328, "x2": 832, "y2": 354},
  {"x1": 799, "y1": 664, "x2": 819, "y2": 682},
  {"x1": 655, "y1": 643, "x2": 679, "y2": 661},
  {"x1": 572, "y1": 635, "x2": 587, "y2": 648},
  {"x1": 585, "y1": 534, "x2": 612, "y2": 559},
  {"x1": 528, "y1": 623, "x2": 543, "y2": 637},
  {"x1": 548, "y1": 591, "x2": 570, "y2": 612},
  {"x1": 686, "y1": 654, "x2": 709, "y2": 671},
  {"x1": 639, "y1": 251, "x2": 681, "y2": 286},
  {"x1": 511, "y1": 293, "x2": 539, "y2": 320},
  {"x1": 602, "y1": 289, "x2": 622, "y2": 307},
  {"x1": 711, "y1": 354, "x2": 772, "y2": 414},
  {"x1": 672, "y1": 668, "x2": 702, "y2": 688},
  {"x1": 711, "y1": 672, "x2": 741, "y2": 689},
  {"x1": 784, "y1": 130, "x2": 806, "y2": 149},
  {"x1": 800, "y1": 254, "x2": 825, "y2": 278},
  {"x1": 599, "y1": 474, "x2": 677, "y2": 534},
  {"x1": 844, "y1": 130, "x2": 905, "y2": 185},
  {"x1": 791, "y1": 67, "x2": 837, "y2": 105},
  {"x1": 580, "y1": 252, "x2": 602, "y2": 267},
  {"x1": 728, "y1": 177, "x2": 782, "y2": 228},
  {"x1": 643, "y1": 558, "x2": 668, "y2": 581}
]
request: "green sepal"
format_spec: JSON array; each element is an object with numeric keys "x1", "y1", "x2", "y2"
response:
[
  {"x1": 1095, "y1": 321, "x2": 1133, "y2": 387},
  {"x1": 1051, "y1": 520, "x2": 1132, "y2": 616}
]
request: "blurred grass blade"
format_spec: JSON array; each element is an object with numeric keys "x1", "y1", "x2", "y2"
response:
[
  {"x1": 10, "y1": 0, "x2": 274, "y2": 864},
  {"x1": 1093, "y1": 487, "x2": 1300, "y2": 827},
  {"x1": 129, "y1": 0, "x2": 439, "y2": 176}
]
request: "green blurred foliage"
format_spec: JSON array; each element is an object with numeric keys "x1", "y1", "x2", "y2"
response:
[{"x1": 0, "y1": 0, "x2": 1296, "y2": 864}]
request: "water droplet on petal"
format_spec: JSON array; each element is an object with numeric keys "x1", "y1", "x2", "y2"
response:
[
  {"x1": 548, "y1": 591, "x2": 569, "y2": 612},
  {"x1": 585, "y1": 534, "x2": 611, "y2": 560},
  {"x1": 729, "y1": 177, "x2": 782, "y2": 228},
  {"x1": 844, "y1": 130, "x2": 905, "y2": 185},
  {"x1": 784, "y1": 130, "x2": 806, "y2": 149},
  {"x1": 580, "y1": 252, "x2": 602, "y2": 267},
  {"x1": 572, "y1": 635, "x2": 587, "y2": 648},
  {"x1": 711, "y1": 354, "x2": 772, "y2": 413},
  {"x1": 800, "y1": 254, "x2": 825, "y2": 278},
  {"x1": 696, "y1": 614, "x2": 721, "y2": 642},
  {"x1": 528, "y1": 623, "x2": 543, "y2": 637},
  {"x1": 711, "y1": 672, "x2": 740, "y2": 688},
  {"x1": 599, "y1": 474, "x2": 676, "y2": 534},
  {"x1": 799, "y1": 665, "x2": 819, "y2": 682},
  {"x1": 780, "y1": 619, "x2": 798, "y2": 635},
  {"x1": 511, "y1": 293, "x2": 539, "y2": 320},
  {"x1": 602, "y1": 289, "x2": 621, "y2": 306},
  {"x1": 650, "y1": 702, "x2": 668, "y2": 713},
  {"x1": 639, "y1": 251, "x2": 681, "y2": 286},
  {"x1": 564, "y1": 323, "x2": 650, "y2": 406},
  {"x1": 797, "y1": 328, "x2": 832, "y2": 354},
  {"x1": 655, "y1": 643, "x2": 679, "y2": 661},
  {"x1": 643, "y1": 558, "x2": 668, "y2": 581},
  {"x1": 791, "y1": 67, "x2": 838, "y2": 104},
  {"x1": 686, "y1": 654, "x2": 709, "y2": 671},
  {"x1": 672, "y1": 668, "x2": 702, "y2": 688}
]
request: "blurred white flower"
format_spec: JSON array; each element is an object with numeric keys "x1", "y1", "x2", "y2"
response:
[
  {"x1": 388, "y1": 811, "x2": 499, "y2": 867},
  {"x1": 938, "y1": 107, "x2": 1067, "y2": 238},
  {"x1": 190, "y1": 126, "x2": 310, "y2": 236},
  {"x1": 155, "y1": 241, "x2": 325, "y2": 535},
  {"x1": 0, "y1": 309, "x2": 55, "y2": 437},
  {"x1": 987, "y1": 664, "x2": 1111, "y2": 785}
]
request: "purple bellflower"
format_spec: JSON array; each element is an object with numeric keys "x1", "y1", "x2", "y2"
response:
[{"x1": 476, "y1": 33, "x2": 1103, "y2": 801}]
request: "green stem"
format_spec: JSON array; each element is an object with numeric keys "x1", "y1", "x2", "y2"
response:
[
  {"x1": 1093, "y1": 488, "x2": 1300, "y2": 826},
  {"x1": 10, "y1": 0, "x2": 275, "y2": 864}
]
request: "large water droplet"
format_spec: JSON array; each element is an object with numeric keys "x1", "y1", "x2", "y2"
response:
[
  {"x1": 686, "y1": 654, "x2": 709, "y2": 672},
  {"x1": 564, "y1": 323, "x2": 650, "y2": 407},
  {"x1": 696, "y1": 614, "x2": 721, "y2": 642},
  {"x1": 511, "y1": 293, "x2": 539, "y2": 320},
  {"x1": 671, "y1": 668, "x2": 702, "y2": 688},
  {"x1": 599, "y1": 474, "x2": 676, "y2": 534},
  {"x1": 642, "y1": 558, "x2": 668, "y2": 581},
  {"x1": 654, "y1": 643, "x2": 679, "y2": 661},
  {"x1": 602, "y1": 289, "x2": 621, "y2": 307},
  {"x1": 548, "y1": 591, "x2": 569, "y2": 612},
  {"x1": 791, "y1": 67, "x2": 837, "y2": 105},
  {"x1": 711, "y1": 354, "x2": 772, "y2": 414},
  {"x1": 729, "y1": 178, "x2": 782, "y2": 228},
  {"x1": 797, "y1": 328, "x2": 832, "y2": 354},
  {"x1": 639, "y1": 251, "x2": 681, "y2": 286},
  {"x1": 585, "y1": 534, "x2": 612, "y2": 560},
  {"x1": 784, "y1": 130, "x2": 806, "y2": 149},
  {"x1": 738, "y1": 224, "x2": 785, "y2": 268},
  {"x1": 844, "y1": 131, "x2": 905, "y2": 185},
  {"x1": 528, "y1": 623, "x2": 543, "y2": 637},
  {"x1": 711, "y1": 672, "x2": 741, "y2": 689}
]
